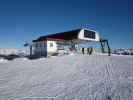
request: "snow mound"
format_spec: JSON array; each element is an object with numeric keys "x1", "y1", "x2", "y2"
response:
[
  {"x1": 0, "y1": 54, "x2": 133, "y2": 100},
  {"x1": 13, "y1": 58, "x2": 29, "y2": 61},
  {"x1": 0, "y1": 58, "x2": 8, "y2": 63}
]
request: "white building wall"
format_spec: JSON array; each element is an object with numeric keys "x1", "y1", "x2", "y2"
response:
[{"x1": 47, "y1": 41, "x2": 57, "y2": 54}]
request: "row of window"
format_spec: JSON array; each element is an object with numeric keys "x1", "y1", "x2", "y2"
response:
[
  {"x1": 34, "y1": 42, "x2": 53, "y2": 48},
  {"x1": 35, "y1": 43, "x2": 46, "y2": 48}
]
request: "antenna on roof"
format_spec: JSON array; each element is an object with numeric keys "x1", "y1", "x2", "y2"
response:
[{"x1": 80, "y1": 24, "x2": 97, "y2": 30}]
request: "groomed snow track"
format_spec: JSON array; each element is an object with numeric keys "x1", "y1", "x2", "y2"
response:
[{"x1": 0, "y1": 54, "x2": 133, "y2": 100}]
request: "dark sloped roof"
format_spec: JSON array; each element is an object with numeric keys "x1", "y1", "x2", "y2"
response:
[{"x1": 33, "y1": 29, "x2": 82, "y2": 42}]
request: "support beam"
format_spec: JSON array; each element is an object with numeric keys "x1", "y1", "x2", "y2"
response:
[
  {"x1": 100, "y1": 40, "x2": 105, "y2": 53},
  {"x1": 106, "y1": 40, "x2": 111, "y2": 56},
  {"x1": 100, "y1": 39, "x2": 111, "y2": 56}
]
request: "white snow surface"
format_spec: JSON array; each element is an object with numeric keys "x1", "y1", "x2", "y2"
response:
[
  {"x1": 0, "y1": 58, "x2": 8, "y2": 63},
  {"x1": 0, "y1": 54, "x2": 133, "y2": 100}
]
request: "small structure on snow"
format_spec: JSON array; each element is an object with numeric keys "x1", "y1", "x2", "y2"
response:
[{"x1": 28, "y1": 28, "x2": 111, "y2": 57}]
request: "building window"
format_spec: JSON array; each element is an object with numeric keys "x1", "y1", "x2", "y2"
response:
[
  {"x1": 44, "y1": 43, "x2": 46, "y2": 48},
  {"x1": 39, "y1": 43, "x2": 41, "y2": 48},
  {"x1": 50, "y1": 43, "x2": 53, "y2": 47},
  {"x1": 84, "y1": 30, "x2": 95, "y2": 39},
  {"x1": 35, "y1": 43, "x2": 38, "y2": 48}
]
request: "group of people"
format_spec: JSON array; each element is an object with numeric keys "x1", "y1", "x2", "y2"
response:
[
  {"x1": 69, "y1": 43, "x2": 93, "y2": 55},
  {"x1": 82, "y1": 47, "x2": 93, "y2": 55}
]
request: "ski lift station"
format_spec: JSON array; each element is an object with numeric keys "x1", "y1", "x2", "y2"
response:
[{"x1": 30, "y1": 28, "x2": 111, "y2": 57}]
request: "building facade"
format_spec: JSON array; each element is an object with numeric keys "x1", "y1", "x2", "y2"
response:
[{"x1": 31, "y1": 28, "x2": 110, "y2": 57}]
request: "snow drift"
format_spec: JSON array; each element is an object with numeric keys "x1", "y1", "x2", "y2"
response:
[{"x1": 0, "y1": 54, "x2": 133, "y2": 100}]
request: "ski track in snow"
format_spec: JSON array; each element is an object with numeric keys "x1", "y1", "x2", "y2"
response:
[{"x1": 0, "y1": 54, "x2": 133, "y2": 100}]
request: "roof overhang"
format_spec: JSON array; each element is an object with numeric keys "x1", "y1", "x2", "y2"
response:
[{"x1": 33, "y1": 28, "x2": 100, "y2": 43}]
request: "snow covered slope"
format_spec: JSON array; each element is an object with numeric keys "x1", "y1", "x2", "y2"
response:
[
  {"x1": 0, "y1": 54, "x2": 133, "y2": 100},
  {"x1": 0, "y1": 48, "x2": 26, "y2": 56},
  {"x1": 0, "y1": 48, "x2": 21, "y2": 55}
]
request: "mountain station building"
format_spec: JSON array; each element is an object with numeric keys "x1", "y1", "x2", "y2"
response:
[{"x1": 30, "y1": 28, "x2": 111, "y2": 57}]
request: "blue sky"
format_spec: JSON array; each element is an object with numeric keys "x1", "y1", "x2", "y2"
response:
[{"x1": 0, "y1": 0, "x2": 132, "y2": 49}]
